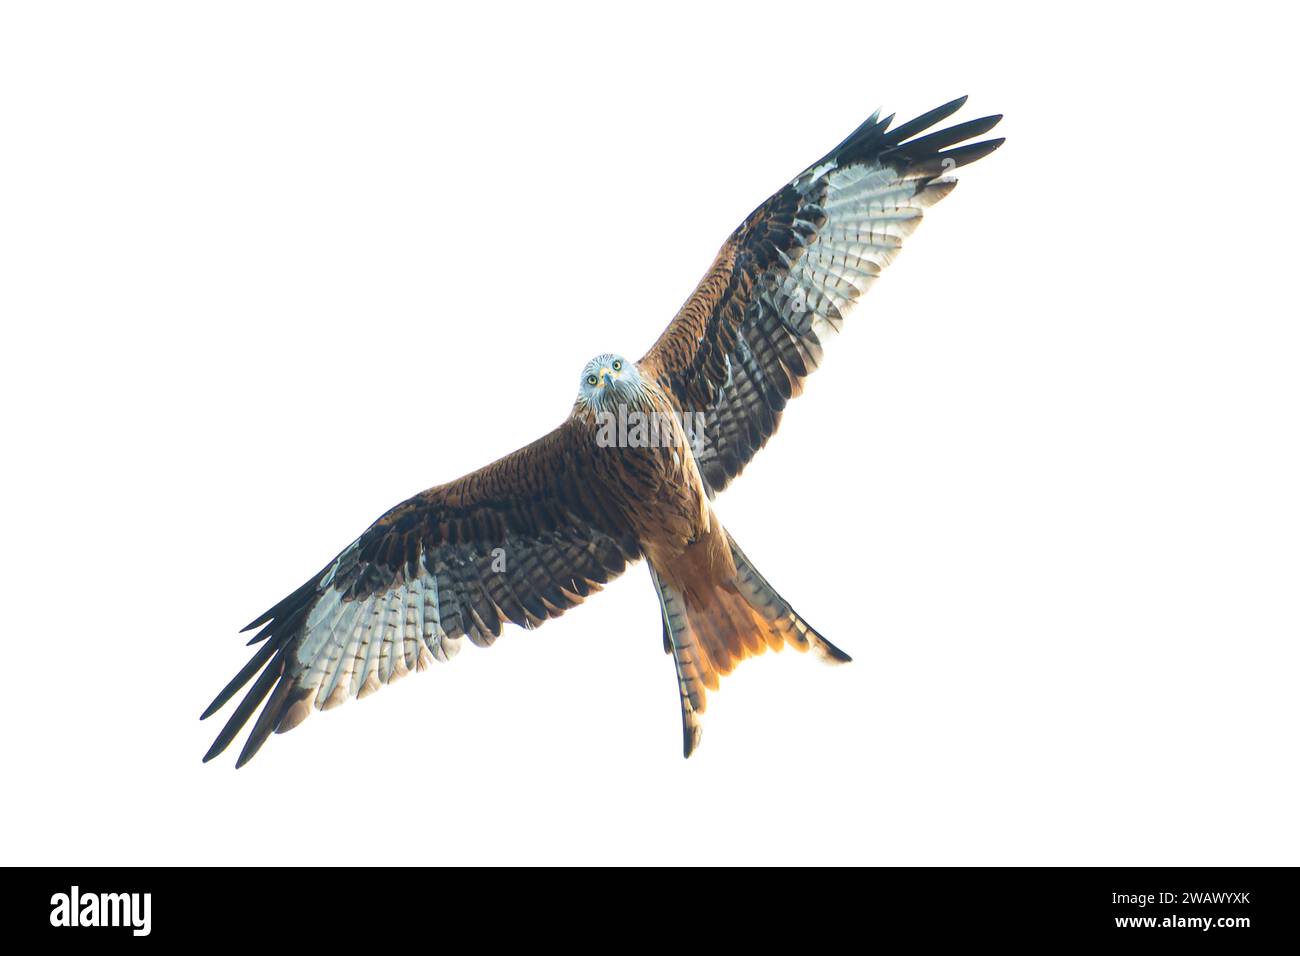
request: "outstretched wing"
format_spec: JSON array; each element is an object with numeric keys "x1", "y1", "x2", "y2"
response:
[
  {"x1": 640, "y1": 96, "x2": 1003, "y2": 493},
  {"x1": 202, "y1": 419, "x2": 640, "y2": 767}
]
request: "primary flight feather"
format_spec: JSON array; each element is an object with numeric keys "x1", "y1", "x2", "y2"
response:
[{"x1": 203, "y1": 95, "x2": 1004, "y2": 766}]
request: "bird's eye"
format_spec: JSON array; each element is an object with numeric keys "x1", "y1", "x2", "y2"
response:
[
  {"x1": 612, "y1": 359, "x2": 623, "y2": 371},
  {"x1": 587, "y1": 375, "x2": 598, "y2": 386}
]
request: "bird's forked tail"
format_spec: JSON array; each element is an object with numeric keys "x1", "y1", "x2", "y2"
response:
[{"x1": 648, "y1": 532, "x2": 851, "y2": 757}]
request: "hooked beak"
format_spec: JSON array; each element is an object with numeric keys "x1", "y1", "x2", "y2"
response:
[{"x1": 599, "y1": 367, "x2": 614, "y2": 387}]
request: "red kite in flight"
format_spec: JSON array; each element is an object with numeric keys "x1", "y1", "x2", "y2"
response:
[{"x1": 203, "y1": 96, "x2": 1003, "y2": 765}]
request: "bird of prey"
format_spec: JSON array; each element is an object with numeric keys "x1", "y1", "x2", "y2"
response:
[{"x1": 203, "y1": 95, "x2": 1003, "y2": 766}]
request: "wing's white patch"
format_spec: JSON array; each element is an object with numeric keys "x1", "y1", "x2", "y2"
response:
[
  {"x1": 770, "y1": 163, "x2": 949, "y2": 344},
  {"x1": 317, "y1": 537, "x2": 360, "y2": 589},
  {"x1": 318, "y1": 600, "x2": 364, "y2": 709},
  {"x1": 795, "y1": 158, "x2": 838, "y2": 189},
  {"x1": 287, "y1": 545, "x2": 474, "y2": 717}
]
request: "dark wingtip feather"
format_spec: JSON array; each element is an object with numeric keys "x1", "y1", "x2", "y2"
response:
[
  {"x1": 885, "y1": 114, "x2": 1004, "y2": 159},
  {"x1": 941, "y1": 136, "x2": 1006, "y2": 169},
  {"x1": 808, "y1": 107, "x2": 889, "y2": 174},
  {"x1": 199, "y1": 638, "x2": 277, "y2": 720},
  {"x1": 834, "y1": 107, "x2": 882, "y2": 151},
  {"x1": 241, "y1": 576, "x2": 318, "y2": 632},
  {"x1": 240, "y1": 610, "x2": 274, "y2": 633},
  {"x1": 234, "y1": 676, "x2": 298, "y2": 768},
  {"x1": 202, "y1": 650, "x2": 286, "y2": 764},
  {"x1": 244, "y1": 620, "x2": 275, "y2": 646},
  {"x1": 882, "y1": 95, "x2": 969, "y2": 145},
  {"x1": 202, "y1": 732, "x2": 230, "y2": 763}
]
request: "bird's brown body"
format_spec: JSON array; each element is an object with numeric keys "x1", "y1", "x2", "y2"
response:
[
  {"x1": 573, "y1": 376, "x2": 712, "y2": 575},
  {"x1": 203, "y1": 96, "x2": 1003, "y2": 765}
]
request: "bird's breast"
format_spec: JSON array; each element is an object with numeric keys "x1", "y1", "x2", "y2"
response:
[{"x1": 585, "y1": 389, "x2": 711, "y2": 552}]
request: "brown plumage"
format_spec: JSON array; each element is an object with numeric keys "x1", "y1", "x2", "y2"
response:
[{"x1": 203, "y1": 96, "x2": 1003, "y2": 765}]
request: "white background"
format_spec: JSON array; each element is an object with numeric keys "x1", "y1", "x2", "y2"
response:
[{"x1": 2, "y1": 1, "x2": 1296, "y2": 866}]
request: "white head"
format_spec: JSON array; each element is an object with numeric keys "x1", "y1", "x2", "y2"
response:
[{"x1": 576, "y1": 353, "x2": 644, "y2": 411}]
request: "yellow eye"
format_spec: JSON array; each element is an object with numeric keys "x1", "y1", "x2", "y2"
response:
[
  {"x1": 586, "y1": 374, "x2": 598, "y2": 386},
  {"x1": 612, "y1": 359, "x2": 623, "y2": 371}
]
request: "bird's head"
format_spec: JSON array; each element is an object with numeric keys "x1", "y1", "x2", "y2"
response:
[{"x1": 576, "y1": 353, "x2": 642, "y2": 410}]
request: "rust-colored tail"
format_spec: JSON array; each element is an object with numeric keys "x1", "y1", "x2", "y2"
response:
[{"x1": 649, "y1": 532, "x2": 851, "y2": 757}]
